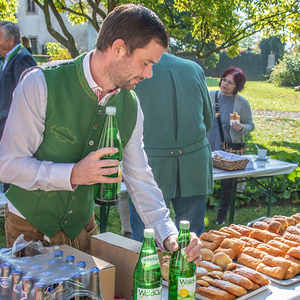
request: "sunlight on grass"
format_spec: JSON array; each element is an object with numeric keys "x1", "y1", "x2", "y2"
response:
[{"x1": 206, "y1": 78, "x2": 300, "y2": 113}]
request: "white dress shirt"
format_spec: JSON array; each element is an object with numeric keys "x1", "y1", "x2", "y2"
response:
[{"x1": 0, "y1": 51, "x2": 177, "y2": 245}]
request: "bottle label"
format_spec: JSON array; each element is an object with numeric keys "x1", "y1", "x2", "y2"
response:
[
  {"x1": 141, "y1": 254, "x2": 160, "y2": 270},
  {"x1": 0, "y1": 277, "x2": 9, "y2": 288},
  {"x1": 136, "y1": 286, "x2": 162, "y2": 300},
  {"x1": 176, "y1": 275, "x2": 196, "y2": 299}
]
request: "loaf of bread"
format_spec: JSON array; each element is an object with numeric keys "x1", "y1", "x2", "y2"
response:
[
  {"x1": 200, "y1": 232, "x2": 224, "y2": 251},
  {"x1": 268, "y1": 221, "x2": 284, "y2": 235},
  {"x1": 256, "y1": 243, "x2": 285, "y2": 257},
  {"x1": 237, "y1": 253, "x2": 261, "y2": 270},
  {"x1": 286, "y1": 246, "x2": 300, "y2": 259},
  {"x1": 256, "y1": 255, "x2": 291, "y2": 280},
  {"x1": 234, "y1": 268, "x2": 269, "y2": 286},
  {"x1": 222, "y1": 271, "x2": 253, "y2": 290},
  {"x1": 252, "y1": 221, "x2": 269, "y2": 231},
  {"x1": 283, "y1": 232, "x2": 300, "y2": 243},
  {"x1": 202, "y1": 248, "x2": 214, "y2": 261},
  {"x1": 267, "y1": 240, "x2": 290, "y2": 256},
  {"x1": 239, "y1": 236, "x2": 262, "y2": 247},
  {"x1": 219, "y1": 227, "x2": 242, "y2": 239},
  {"x1": 196, "y1": 286, "x2": 236, "y2": 300},
  {"x1": 214, "y1": 238, "x2": 243, "y2": 260},
  {"x1": 229, "y1": 224, "x2": 251, "y2": 237},
  {"x1": 274, "y1": 236, "x2": 300, "y2": 248},
  {"x1": 286, "y1": 226, "x2": 300, "y2": 236},
  {"x1": 211, "y1": 252, "x2": 232, "y2": 270},
  {"x1": 250, "y1": 228, "x2": 277, "y2": 243}
]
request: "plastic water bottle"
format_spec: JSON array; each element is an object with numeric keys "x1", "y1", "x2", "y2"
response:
[
  {"x1": 85, "y1": 267, "x2": 103, "y2": 299},
  {"x1": 11, "y1": 268, "x2": 23, "y2": 300},
  {"x1": 0, "y1": 262, "x2": 12, "y2": 299},
  {"x1": 133, "y1": 228, "x2": 162, "y2": 300},
  {"x1": 168, "y1": 220, "x2": 196, "y2": 300},
  {"x1": 20, "y1": 274, "x2": 34, "y2": 300},
  {"x1": 34, "y1": 282, "x2": 45, "y2": 300},
  {"x1": 94, "y1": 106, "x2": 123, "y2": 206}
]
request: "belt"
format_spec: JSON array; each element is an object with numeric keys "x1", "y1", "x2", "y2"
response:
[{"x1": 145, "y1": 137, "x2": 209, "y2": 157}]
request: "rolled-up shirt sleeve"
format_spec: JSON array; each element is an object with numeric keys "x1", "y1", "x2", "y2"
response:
[
  {"x1": 122, "y1": 97, "x2": 178, "y2": 246},
  {"x1": 0, "y1": 68, "x2": 75, "y2": 191}
]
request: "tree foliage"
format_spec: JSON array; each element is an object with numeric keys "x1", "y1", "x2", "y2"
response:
[
  {"x1": 0, "y1": 0, "x2": 19, "y2": 22},
  {"x1": 33, "y1": 0, "x2": 300, "y2": 62}
]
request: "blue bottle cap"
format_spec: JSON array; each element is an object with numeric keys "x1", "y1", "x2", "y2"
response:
[
  {"x1": 59, "y1": 265, "x2": 70, "y2": 271},
  {"x1": 22, "y1": 275, "x2": 33, "y2": 281},
  {"x1": 71, "y1": 271, "x2": 81, "y2": 277},
  {"x1": 65, "y1": 255, "x2": 75, "y2": 263},
  {"x1": 35, "y1": 281, "x2": 46, "y2": 288},
  {"x1": 48, "y1": 259, "x2": 58, "y2": 265},
  {"x1": 21, "y1": 258, "x2": 31, "y2": 263},
  {"x1": 12, "y1": 268, "x2": 22, "y2": 274},
  {"x1": 43, "y1": 271, "x2": 53, "y2": 277},
  {"x1": 55, "y1": 277, "x2": 66, "y2": 283},
  {"x1": 32, "y1": 264, "x2": 42, "y2": 270},
  {"x1": 76, "y1": 261, "x2": 86, "y2": 268},
  {"x1": 54, "y1": 250, "x2": 63, "y2": 257},
  {"x1": 89, "y1": 267, "x2": 99, "y2": 273},
  {"x1": 1, "y1": 262, "x2": 11, "y2": 268}
]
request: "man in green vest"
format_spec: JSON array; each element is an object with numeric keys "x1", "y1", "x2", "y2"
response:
[
  {"x1": 0, "y1": 4, "x2": 202, "y2": 263},
  {"x1": 130, "y1": 53, "x2": 214, "y2": 241}
]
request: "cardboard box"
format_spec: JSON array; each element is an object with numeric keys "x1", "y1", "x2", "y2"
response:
[
  {"x1": 91, "y1": 232, "x2": 163, "y2": 300},
  {"x1": 58, "y1": 244, "x2": 115, "y2": 300}
]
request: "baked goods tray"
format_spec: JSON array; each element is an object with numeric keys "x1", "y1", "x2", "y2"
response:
[
  {"x1": 236, "y1": 263, "x2": 300, "y2": 286},
  {"x1": 162, "y1": 280, "x2": 270, "y2": 299}
]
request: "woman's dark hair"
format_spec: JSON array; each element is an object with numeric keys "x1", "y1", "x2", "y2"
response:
[
  {"x1": 219, "y1": 67, "x2": 247, "y2": 94},
  {"x1": 96, "y1": 4, "x2": 169, "y2": 55}
]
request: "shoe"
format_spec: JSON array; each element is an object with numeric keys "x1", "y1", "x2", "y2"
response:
[{"x1": 215, "y1": 220, "x2": 225, "y2": 226}]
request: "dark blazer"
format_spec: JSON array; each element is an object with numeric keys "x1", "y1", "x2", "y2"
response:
[{"x1": 0, "y1": 46, "x2": 37, "y2": 138}]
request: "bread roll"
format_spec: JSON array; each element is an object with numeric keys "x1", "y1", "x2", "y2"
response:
[
  {"x1": 226, "y1": 263, "x2": 238, "y2": 271},
  {"x1": 222, "y1": 272, "x2": 253, "y2": 290},
  {"x1": 200, "y1": 232, "x2": 224, "y2": 251},
  {"x1": 261, "y1": 217, "x2": 275, "y2": 224},
  {"x1": 252, "y1": 221, "x2": 269, "y2": 231},
  {"x1": 274, "y1": 236, "x2": 300, "y2": 248},
  {"x1": 239, "y1": 236, "x2": 262, "y2": 248},
  {"x1": 214, "y1": 238, "x2": 243, "y2": 260},
  {"x1": 256, "y1": 243, "x2": 284, "y2": 257},
  {"x1": 198, "y1": 261, "x2": 223, "y2": 272},
  {"x1": 284, "y1": 217, "x2": 296, "y2": 227},
  {"x1": 234, "y1": 268, "x2": 270, "y2": 286},
  {"x1": 285, "y1": 254, "x2": 300, "y2": 266},
  {"x1": 209, "y1": 230, "x2": 232, "y2": 239},
  {"x1": 202, "y1": 248, "x2": 214, "y2": 261},
  {"x1": 196, "y1": 286, "x2": 236, "y2": 300},
  {"x1": 286, "y1": 226, "x2": 300, "y2": 236},
  {"x1": 268, "y1": 221, "x2": 284, "y2": 235},
  {"x1": 267, "y1": 240, "x2": 290, "y2": 256},
  {"x1": 273, "y1": 217, "x2": 288, "y2": 231},
  {"x1": 211, "y1": 252, "x2": 232, "y2": 270},
  {"x1": 219, "y1": 227, "x2": 242, "y2": 239},
  {"x1": 250, "y1": 228, "x2": 277, "y2": 243},
  {"x1": 283, "y1": 232, "x2": 300, "y2": 243},
  {"x1": 291, "y1": 214, "x2": 300, "y2": 224},
  {"x1": 286, "y1": 246, "x2": 300, "y2": 259},
  {"x1": 229, "y1": 224, "x2": 251, "y2": 237},
  {"x1": 196, "y1": 279, "x2": 210, "y2": 287},
  {"x1": 196, "y1": 266, "x2": 209, "y2": 278},
  {"x1": 256, "y1": 255, "x2": 291, "y2": 280},
  {"x1": 284, "y1": 260, "x2": 300, "y2": 280},
  {"x1": 242, "y1": 246, "x2": 268, "y2": 259},
  {"x1": 237, "y1": 253, "x2": 261, "y2": 270}
]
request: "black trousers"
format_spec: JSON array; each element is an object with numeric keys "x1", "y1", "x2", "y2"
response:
[{"x1": 217, "y1": 178, "x2": 235, "y2": 222}]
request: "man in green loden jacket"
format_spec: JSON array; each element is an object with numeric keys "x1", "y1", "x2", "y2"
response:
[{"x1": 130, "y1": 52, "x2": 214, "y2": 241}]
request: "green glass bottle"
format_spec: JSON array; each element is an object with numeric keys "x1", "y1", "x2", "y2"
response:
[
  {"x1": 168, "y1": 220, "x2": 196, "y2": 300},
  {"x1": 94, "y1": 106, "x2": 123, "y2": 206},
  {"x1": 133, "y1": 228, "x2": 162, "y2": 300}
]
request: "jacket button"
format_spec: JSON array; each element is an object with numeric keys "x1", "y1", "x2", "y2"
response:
[
  {"x1": 170, "y1": 151, "x2": 174, "y2": 155},
  {"x1": 89, "y1": 140, "x2": 94, "y2": 146},
  {"x1": 178, "y1": 150, "x2": 183, "y2": 154},
  {"x1": 93, "y1": 124, "x2": 98, "y2": 129},
  {"x1": 98, "y1": 110, "x2": 102, "y2": 115},
  {"x1": 72, "y1": 196, "x2": 76, "y2": 200},
  {"x1": 69, "y1": 210, "x2": 73, "y2": 214},
  {"x1": 63, "y1": 220, "x2": 67, "y2": 224}
]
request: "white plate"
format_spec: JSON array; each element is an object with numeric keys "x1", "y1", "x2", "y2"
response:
[
  {"x1": 162, "y1": 280, "x2": 270, "y2": 299},
  {"x1": 254, "y1": 156, "x2": 270, "y2": 161}
]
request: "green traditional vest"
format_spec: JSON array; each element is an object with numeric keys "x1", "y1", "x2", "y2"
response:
[{"x1": 7, "y1": 54, "x2": 137, "y2": 240}]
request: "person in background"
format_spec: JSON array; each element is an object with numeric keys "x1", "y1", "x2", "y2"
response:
[
  {"x1": 21, "y1": 36, "x2": 33, "y2": 54},
  {"x1": 0, "y1": 21, "x2": 36, "y2": 139},
  {"x1": 206, "y1": 67, "x2": 254, "y2": 225},
  {"x1": 0, "y1": 5, "x2": 202, "y2": 264},
  {"x1": 130, "y1": 52, "x2": 214, "y2": 242}
]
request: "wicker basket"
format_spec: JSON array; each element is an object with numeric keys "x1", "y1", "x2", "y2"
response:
[{"x1": 213, "y1": 154, "x2": 249, "y2": 171}]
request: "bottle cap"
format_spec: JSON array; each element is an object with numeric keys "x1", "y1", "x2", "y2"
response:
[
  {"x1": 179, "y1": 220, "x2": 190, "y2": 230},
  {"x1": 34, "y1": 281, "x2": 46, "y2": 288},
  {"x1": 144, "y1": 228, "x2": 155, "y2": 238},
  {"x1": 106, "y1": 106, "x2": 116, "y2": 115}
]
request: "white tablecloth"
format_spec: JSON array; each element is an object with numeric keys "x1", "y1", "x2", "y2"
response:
[{"x1": 212, "y1": 151, "x2": 298, "y2": 180}]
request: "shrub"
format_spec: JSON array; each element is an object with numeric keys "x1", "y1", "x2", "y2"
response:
[
  {"x1": 269, "y1": 51, "x2": 300, "y2": 87},
  {"x1": 46, "y1": 42, "x2": 72, "y2": 61}
]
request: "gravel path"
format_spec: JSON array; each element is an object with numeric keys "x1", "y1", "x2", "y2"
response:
[{"x1": 252, "y1": 109, "x2": 300, "y2": 119}]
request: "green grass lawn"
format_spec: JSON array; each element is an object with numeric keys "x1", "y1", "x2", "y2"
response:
[{"x1": 0, "y1": 79, "x2": 299, "y2": 248}]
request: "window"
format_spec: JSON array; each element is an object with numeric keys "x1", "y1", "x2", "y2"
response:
[
  {"x1": 27, "y1": 0, "x2": 36, "y2": 13},
  {"x1": 29, "y1": 37, "x2": 38, "y2": 54}
]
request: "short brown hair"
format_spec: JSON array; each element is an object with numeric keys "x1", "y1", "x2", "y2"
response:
[{"x1": 96, "y1": 4, "x2": 169, "y2": 54}]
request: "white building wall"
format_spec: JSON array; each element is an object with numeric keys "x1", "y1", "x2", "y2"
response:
[{"x1": 16, "y1": 0, "x2": 98, "y2": 54}]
